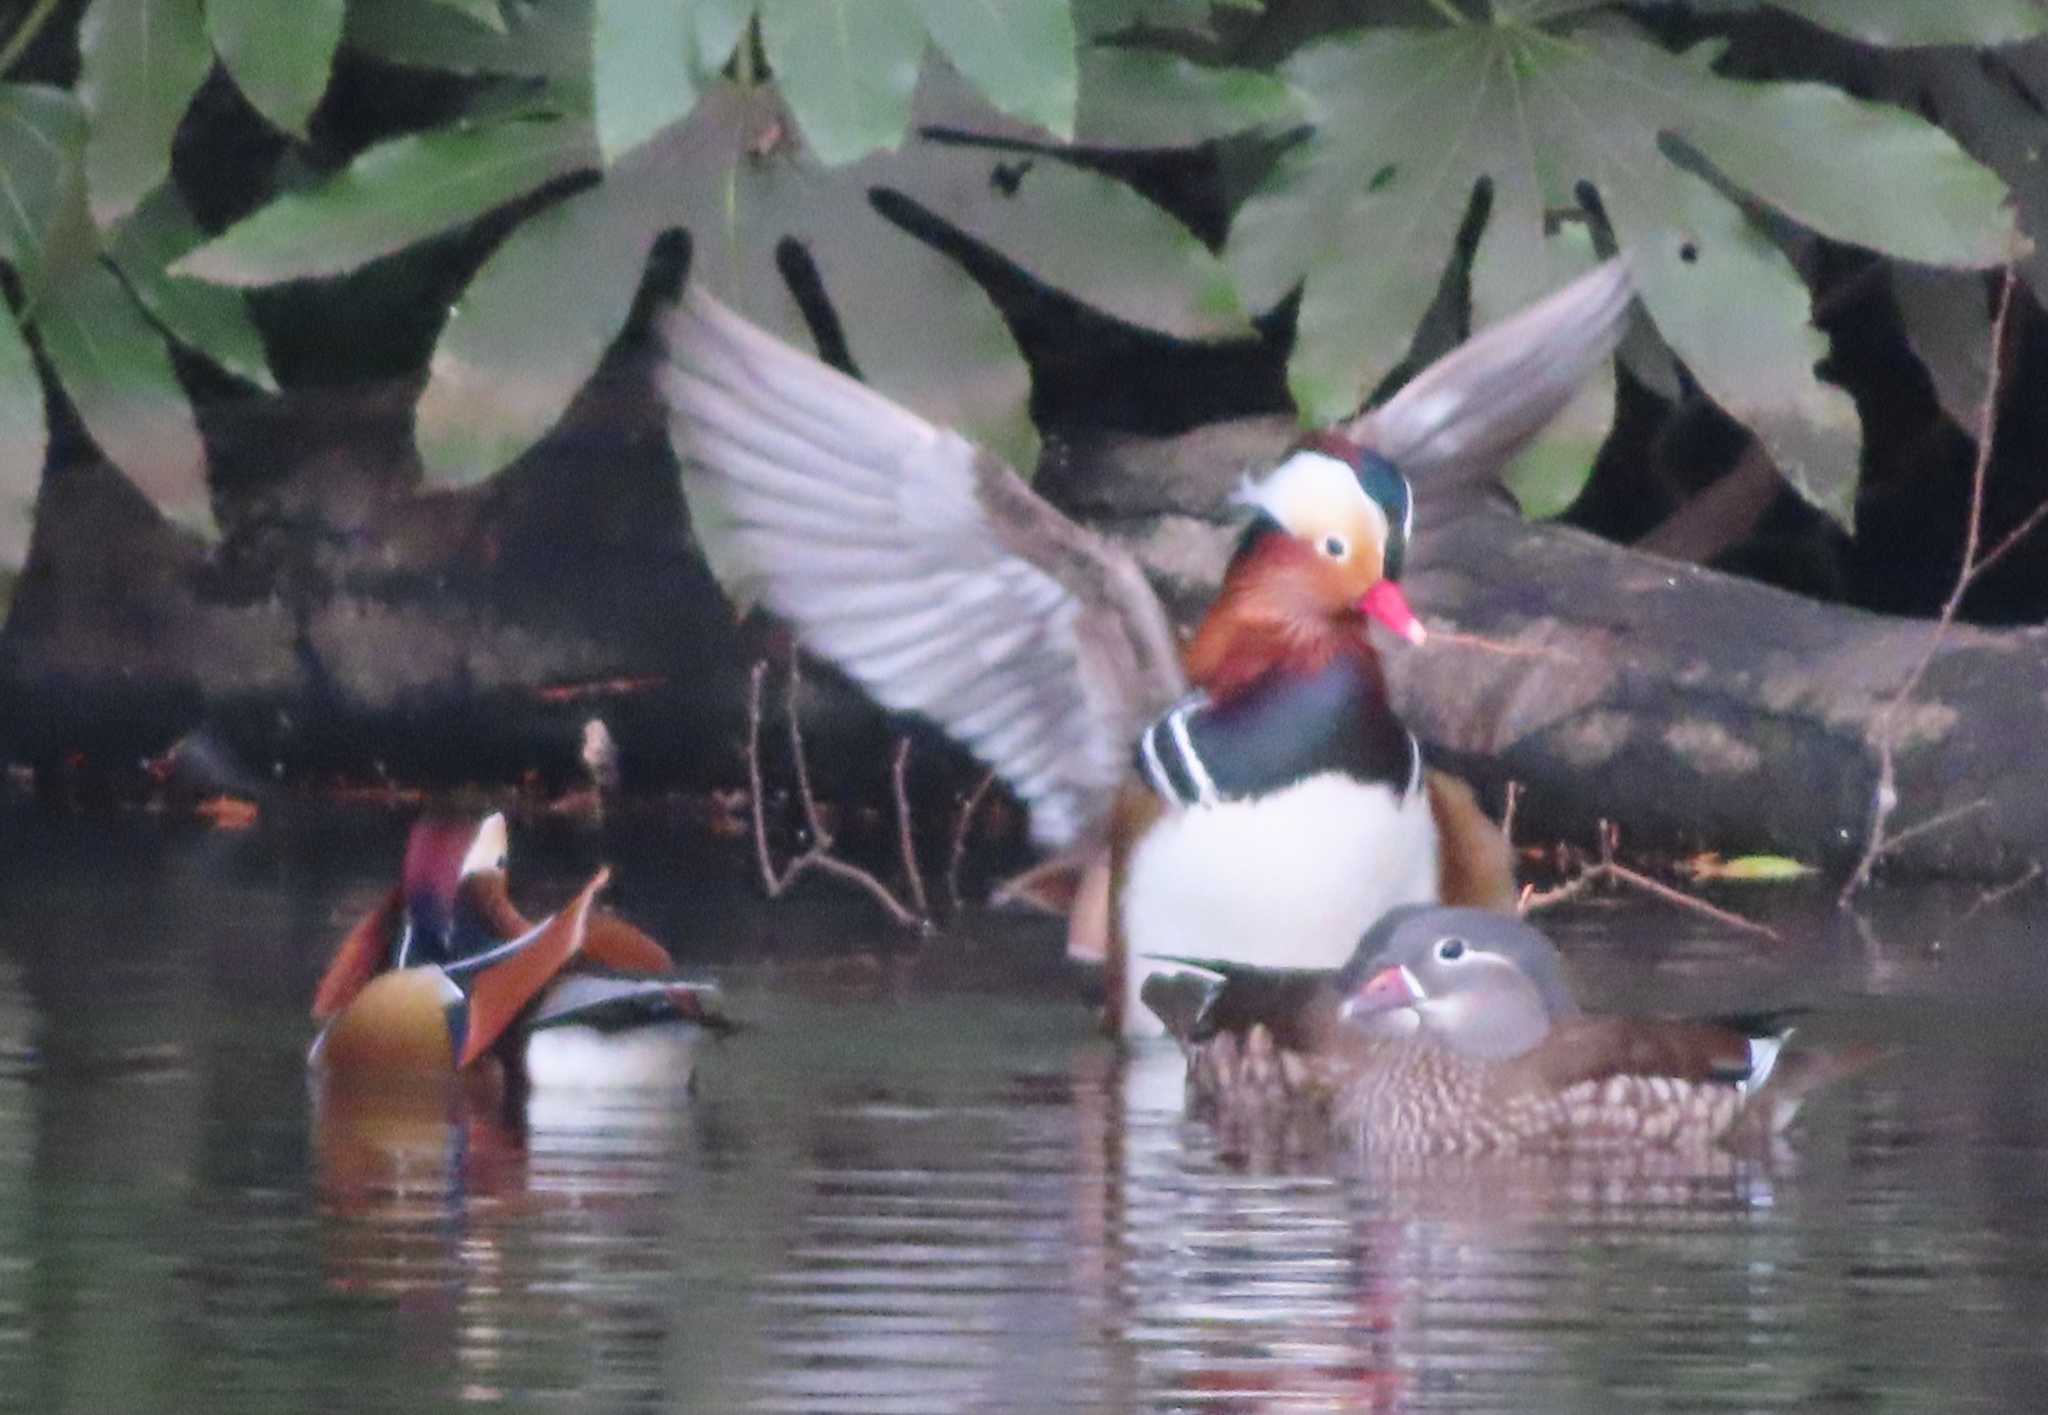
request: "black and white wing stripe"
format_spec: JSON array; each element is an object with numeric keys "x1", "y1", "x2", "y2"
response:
[{"x1": 657, "y1": 286, "x2": 1185, "y2": 849}]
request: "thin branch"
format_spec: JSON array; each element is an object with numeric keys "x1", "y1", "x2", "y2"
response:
[
  {"x1": 947, "y1": 770, "x2": 996, "y2": 917},
  {"x1": 891, "y1": 738, "x2": 931, "y2": 920},
  {"x1": 0, "y1": 0, "x2": 64, "y2": 78},
  {"x1": 1871, "y1": 796, "x2": 1988, "y2": 858},
  {"x1": 744, "y1": 661, "x2": 785, "y2": 897},
  {"x1": 1517, "y1": 814, "x2": 1778, "y2": 939},
  {"x1": 1841, "y1": 266, "x2": 2018, "y2": 905},
  {"x1": 1964, "y1": 861, "x2": 2044, "y2": 917},
  {"x1": 1969, "y1": 494, "x2": 2048, "y2": 586},
  {"x1": 1501, "y1": 779, "x2": 1523, "y2": 852},
  {"x1": 741, "y1": 652, "x2": 927, "y2": 929}
]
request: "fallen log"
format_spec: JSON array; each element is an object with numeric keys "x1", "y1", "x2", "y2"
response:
[{"x1": 1048, "y1": 416, "x2": 2048, "y2": 883}]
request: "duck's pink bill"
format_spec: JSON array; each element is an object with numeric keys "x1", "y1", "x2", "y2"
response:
[
  {"x1": 1340, "y1": 963, "x2": 1422, "y2": 1022},
  {"x1": 1358, "y1": 580, "x2": 1426, "y2": 646}
]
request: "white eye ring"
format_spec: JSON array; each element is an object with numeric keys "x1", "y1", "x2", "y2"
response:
[
  {"x1": 1321, "y1": 534, "x2": 1348, "y2": 559},
  {"x1": 1435, "y1": 937, "x2": 1467, "y2": 963}
]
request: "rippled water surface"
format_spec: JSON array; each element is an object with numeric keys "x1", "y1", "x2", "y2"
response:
[{"x1": 2, "y1": 812, "x2": 2046, "y2": 1413}]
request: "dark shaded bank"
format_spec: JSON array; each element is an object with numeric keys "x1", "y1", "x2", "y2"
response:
[{"x1": 6, "y1": 382, "x2": 2041, "y2": 884}]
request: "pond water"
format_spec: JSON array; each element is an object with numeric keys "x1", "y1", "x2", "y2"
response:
[{"x1": 1, "y1": 810, "x2": 2045, "y2": 1413}]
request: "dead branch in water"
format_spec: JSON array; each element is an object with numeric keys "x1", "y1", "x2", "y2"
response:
[
  {"x1": 1841, "y1": 268, "x2": 2021, "y2": 905},
  {"x1": 1520, "y1": 817, "x2": 1781, "y2": 941},
  {"x1": 744, "y1": 655, "x2": 929, "y2": 930}
]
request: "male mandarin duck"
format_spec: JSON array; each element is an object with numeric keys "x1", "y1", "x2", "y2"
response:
[
  {"x1": 658, "y1": 259, "x2": 1635, "y2": 1036},
  {"x1": 1144, "y1": 905, "x2": 1879, "y2": 1154},
  {"x1": 309, "y1": 812, "x2": 732, "y2": 1090}
]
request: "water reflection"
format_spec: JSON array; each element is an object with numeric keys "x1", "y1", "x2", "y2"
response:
[{"x1": 1, "y1": 814, "x2": 2047, "y2": 1411}]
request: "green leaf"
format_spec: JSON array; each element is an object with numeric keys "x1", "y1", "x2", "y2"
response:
[
  {"x1": 344, "y1": 0, "x2": 588, "y2": 82},
  {"x1": 757, "y1": 0, "x2": 926, "y2": 164},
  {"x1": 1584, "y1": 28, "x2": 2015, "y2": 270},
  {"x1": 206, "y1": 0, "x2": 343, "y2": 137},
  {"x1": 416, "y1": 177, "x2": 658, "y2": 486},
  {"x1": 916, "y1": 0, "x2": 1077, "y2": 138},
  {"x1": 694, "y1": 0, "x2": 756, "y2": 74},
  {"x1": 107, "y1": 186, "x2": 277, "y2": 391},
  {"x1": 425, "y1": 0, "x2": 507, "y2": 31},
  {"x1": 1768, "y1": 0, "x2": 2048, "y2": 48},
  {"x1": 1885, "y1": 50, "x2": 2048, "y2": 305},
  {"x1": 893, "y1": 140, "x2": 1251, "y2": 341},
  {"x1": 1075, "y1": 0, "x2": 1226, "y2": 38},
  {"x1": 0, "y1": 304, "x2": 47, "y2": 576},
  {"x1": 593, "y1": 0, "x2": 698, "y2": 164},
  {"x1": 35, "y1": 260, "x2": 214, "y2": 540},
  {"x1": 675, "y1": 81, "x2": 1037, "y2": 471},
  {"x1": 0, "y1": 85, "x2": 93, "y2": 297},
  {"x1": 1076, "y1": 48, "x2": 1298, "y2": 147},
  {"x1": 173, "y1": 118, "x2": 596, "y2": 285},
  {"x1": 77, "y1": 0, "x2": 213, "y2": 229},
  {"x1": 1473, "y1": 219, "x2": 1614, "y2": 519},
  {"x1": 1226, "y1": 29, "x2": 1498, "y2": 423}
]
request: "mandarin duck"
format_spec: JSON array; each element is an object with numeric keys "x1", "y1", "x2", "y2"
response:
[
  {"x1": 309, "y1": 812, "x2": 732, "y2": 1091},
  {"x1": 1145, "y1": 905, "x2": 1879, "y2": 1155},
  {"x1": 658, "y1": 259, "x2": 1634, "y2": 1036}
]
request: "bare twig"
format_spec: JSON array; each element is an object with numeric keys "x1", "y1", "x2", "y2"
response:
[
  {"x1": 891, "y1": 738, "x2": 931, "y2": 920},
  {"x1": 1517, "y1": 813, "x2": 1779, "y2": 939},
  {"x1": 1964, "y1": 861, "x2": 2044, "y2": 917},
  {"x1": 1841, "y1": 266, "x2": 2018, "y2": 906},
  {"x1": 741, "y1": 653, "x2": 927, "y2": 929},
  {"x1": 947, "y1": 769, "x2": 997, "y2": 917},
  {"x1": 1501, "y1": 780, "x2": 1523, "y2": 852}
]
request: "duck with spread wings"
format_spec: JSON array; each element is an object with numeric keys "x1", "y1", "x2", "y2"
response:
[{"x1": 657, "y1": 260, "x2": 1634, "y2": 1036}]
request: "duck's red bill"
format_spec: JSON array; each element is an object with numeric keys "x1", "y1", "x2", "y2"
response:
[{"x1": 1358, "y1": 579, "x2": 1426, "y2": 646}]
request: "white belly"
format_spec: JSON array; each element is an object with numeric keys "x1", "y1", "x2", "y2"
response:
[{"x1": 1118, "y1": 773, "x2": 1441, "y2": 1038}]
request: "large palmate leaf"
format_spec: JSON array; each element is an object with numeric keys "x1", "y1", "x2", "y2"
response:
[
  {"x1": 407, "y1": 43, "x2": 1264, "y2": 488},
  {"x1": 1225, "y1": 16, "x2": 2015, "y2": 527},
  {"x1": 76, "y1": 0, "x2": 213, "y2": 229}
]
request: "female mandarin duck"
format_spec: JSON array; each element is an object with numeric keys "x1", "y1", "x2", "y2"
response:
[
  {"x1": 1145, "y1": 905, "x2": 1878, "y2": 1154},
  {"x1": 309, "y1": 812, "x2": 732, "y2": 1090},
  {"x1": 658, "y1": 260, "x2": 1634, "y2": 1036}
]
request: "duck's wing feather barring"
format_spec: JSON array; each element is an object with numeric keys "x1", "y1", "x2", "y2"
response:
[{"x1": 657, "y1": 287, "x2": 1187, "y2": 852}]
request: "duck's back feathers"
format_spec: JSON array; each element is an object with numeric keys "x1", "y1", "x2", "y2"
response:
[
  {"x1": 658, "y1": 287, "x2": 1185, "y2": 849},
  {"x1": 526, "y1": 973, "x2": 735, "y2": 1035}
]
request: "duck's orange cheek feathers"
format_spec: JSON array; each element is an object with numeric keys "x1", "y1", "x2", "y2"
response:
[{"x1": 310, "y1": 969, "x2": 461, "y2": 1076}]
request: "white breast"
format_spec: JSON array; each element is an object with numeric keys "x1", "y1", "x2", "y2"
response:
[
  {"x1": 522, "y1": 1022, "x2": 709, "y2": 1091},
  {"x1": 1118, "y1": 773, "x2": 1441, "y2": 1038}
]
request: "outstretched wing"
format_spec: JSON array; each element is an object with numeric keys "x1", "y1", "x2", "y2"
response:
[
  {"x1": 658, "y1": 287, "x2": 1185, "y2": 849},
  {"x1": 1350, "y1": 257, "x2": 1634, "y2": 496}
]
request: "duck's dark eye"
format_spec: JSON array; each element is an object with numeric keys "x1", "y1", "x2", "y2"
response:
[
  {"x1": 496, "y1": 854, "x2": 508, "y2": 870},
  {"x1": 1435, "y1": 937, "x2": 1467, "y2": 962},
  {"x1": 1322, "y1": 535, "x2": 1347, "y2": 559}
]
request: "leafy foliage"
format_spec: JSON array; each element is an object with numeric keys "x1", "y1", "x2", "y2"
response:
[
  {"x1": 0, "y1": 0, "x2": 2038, "y2": 599},
  {"x1": 1223, "y1": 12, "x2": 2015, "y2": 527}
]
